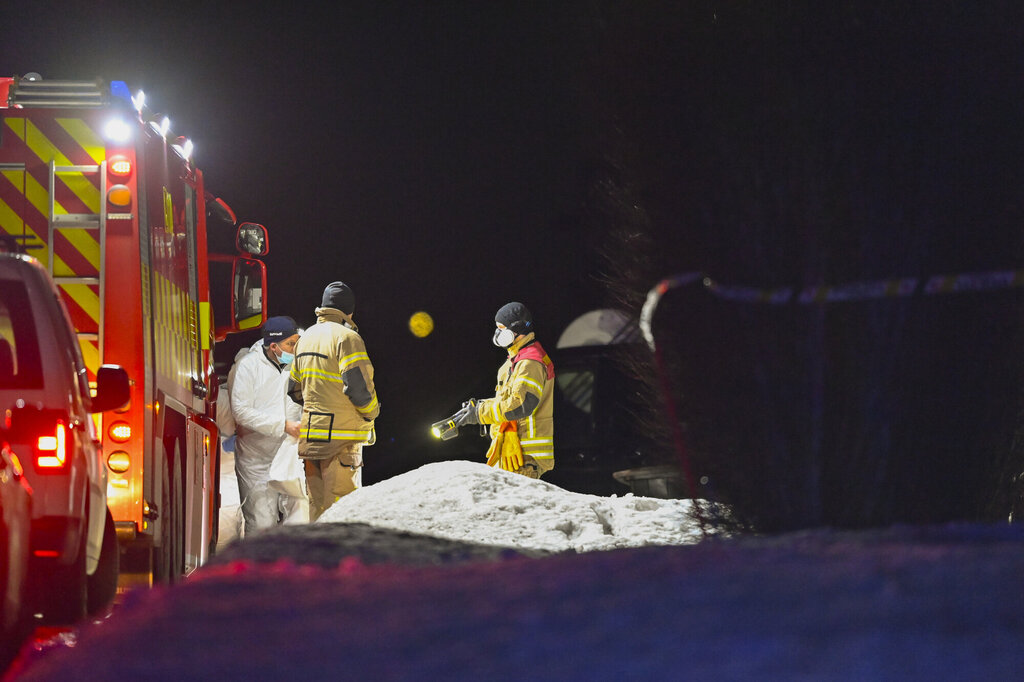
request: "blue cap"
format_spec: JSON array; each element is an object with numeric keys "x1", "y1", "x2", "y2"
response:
[{"x1": 262, "y1": 316, "x2": 297, "y2": 346}]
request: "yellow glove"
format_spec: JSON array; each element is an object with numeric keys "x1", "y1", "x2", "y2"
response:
[
  {"x1": 500, "y1": 430, "x2": 523, "y2": 472},
  {"x1": 487, "y1": 421, "x2": 520, "y2": 470},
  {"x1": 485, "y1": 432, "x2": 503, "y2": 467}
]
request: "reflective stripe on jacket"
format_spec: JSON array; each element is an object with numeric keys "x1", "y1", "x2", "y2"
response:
[
  {"x1": 475, "y1": 332, "x2": 554, "y2": 472},
  {"x1": 287, "y1": 307, "x2": 379, "y2": 461}
]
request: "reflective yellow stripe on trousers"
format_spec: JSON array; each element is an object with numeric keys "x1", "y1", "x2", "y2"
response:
[{"x1": 304, "y1": 429, "x2": 373, "y2": 443}]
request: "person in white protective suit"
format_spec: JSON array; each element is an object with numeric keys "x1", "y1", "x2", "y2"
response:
[
  {"x1": 267, "y1": 388, "x2": 310, "y2": 525},
  {"x1": 231, "y1": 316, "x2": 302, "y2": 534}
]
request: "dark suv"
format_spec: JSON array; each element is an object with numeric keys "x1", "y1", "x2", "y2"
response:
[{"x1": 0, "y1": 244, "x2": 129, "y2": 624}]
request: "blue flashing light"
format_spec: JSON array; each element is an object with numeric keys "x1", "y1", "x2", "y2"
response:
[{"x1": 109, "y1": 80, "x2": 132, "y2": 104}]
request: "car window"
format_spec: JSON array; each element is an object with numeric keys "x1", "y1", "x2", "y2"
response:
[{"x1": 0, "y1": 278, "x2": 43, "y2": 388}]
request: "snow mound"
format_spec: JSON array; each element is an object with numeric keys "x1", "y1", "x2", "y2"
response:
[{"x1": 318, "y1": 460, "x2": 705, "y2": 552}]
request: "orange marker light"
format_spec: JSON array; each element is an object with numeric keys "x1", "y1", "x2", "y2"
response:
[
  {"x1": 107, "y1": 451, "x2": 131, "y2": 474},
  {"x1": 108, "y1": 184, "x2": 132, "y2": 207}
]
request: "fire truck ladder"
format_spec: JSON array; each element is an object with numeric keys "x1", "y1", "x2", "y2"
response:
[
  {"x1": 10, "y1": 77, "x2": 108, "y2": 108},
  {"x1": 47, "y1": 159, "x2": 108, "y2": 365}
]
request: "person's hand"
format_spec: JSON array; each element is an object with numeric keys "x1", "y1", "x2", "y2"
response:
[
  {"x1": 285, "y1": 421, "x2": 301, "y2": 438},
  {"x1": 457, "y1": 399, "x2": 479, "y2": 426}
]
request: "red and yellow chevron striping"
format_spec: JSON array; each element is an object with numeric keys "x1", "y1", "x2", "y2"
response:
[{"x1": 0, "y1": 115, "x2": 104, "y2": 377}]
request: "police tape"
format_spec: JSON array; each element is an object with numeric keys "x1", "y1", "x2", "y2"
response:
[{"x1": 640, "y1": 268, "x2": 1024, "y2": 350}]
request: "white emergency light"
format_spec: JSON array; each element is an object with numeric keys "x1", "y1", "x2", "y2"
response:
[
  {"x1": 171, "y1": 136, "x2": 194, "y2": 161},
  {"x1": 132, "y1": 89, "x2": 146, "y2": 114},
  {"x1": 149, "y1": 114, "x2": 172, "y2": 138},
  {"x1": 103, "y1": 118, "x2": 132, "y2": 143}
]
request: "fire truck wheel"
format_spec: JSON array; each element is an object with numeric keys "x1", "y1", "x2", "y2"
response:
[
  {"x1": 86, "y1": 508, "x2": 119, "y2": 616},
  {"x1": 153, "y1": 440, "x2": 185, "y2": 584}
]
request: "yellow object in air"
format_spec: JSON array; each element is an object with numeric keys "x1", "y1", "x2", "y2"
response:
[{"x1": 409, "y1": 311, "x2": 434, "y2": 338}]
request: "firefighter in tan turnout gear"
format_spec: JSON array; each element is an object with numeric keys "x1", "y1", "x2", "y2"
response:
[
  {"x1": 287, "y1": 282, "x2": 379, "y2": 520},
  {"x1": 460, "y1": 302, "x2": 555, "y2": 478}
]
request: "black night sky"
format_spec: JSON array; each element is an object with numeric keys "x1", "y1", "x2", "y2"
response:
[{"x1": 8, "y1": 2, "x2": 1024, "y2": 507}]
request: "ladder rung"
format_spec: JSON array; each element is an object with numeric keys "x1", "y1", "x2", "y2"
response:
[
  {"x1": 54, "y1": 276, "x2": 100, "y2": 285},
  {"x1": 12, "y1": 98, "x2": 105, "y2": 109},
  {"x1": 53, "y1": 214, "x2": 100, "y2": 228},
  {"x1": 76, "y1": 332, "x2": 99, "y2": 341},
  {"x1": 17, "y1": 80, "x2": 98, "y2": 88},
  {"x1": 54, "y1": 165, "x2": 101, "y2": 174}
]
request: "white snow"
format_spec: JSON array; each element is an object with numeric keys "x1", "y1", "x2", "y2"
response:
[{"x1": 318, "y1": 460, "x2": 706, "y2": 552}]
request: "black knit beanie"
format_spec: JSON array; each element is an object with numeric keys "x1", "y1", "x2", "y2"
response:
[
  {"x1": 495, "y1": 301, "x2": 533, "y2": 335},
  {"x1": 321, "y1": 281, "x2": 355, "y2": 315}
]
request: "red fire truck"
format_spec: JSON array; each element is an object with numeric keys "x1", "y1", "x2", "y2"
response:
[{"x1": 0, "y1": 74, "x2": 268, "y2": 583}]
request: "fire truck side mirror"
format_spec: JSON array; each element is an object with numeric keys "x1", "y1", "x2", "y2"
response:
[
  {"x1": 231, "y1": 256, "x2": 267, "y2": 332},
  {"x1": 90, "y1": 365, "x2": 131, "y2": 413},
  {"x1": 236, "y1": 223, "x2": 269, "y2": 256}
]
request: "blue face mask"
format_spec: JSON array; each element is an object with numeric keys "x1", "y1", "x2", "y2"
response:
[{"x1": 279, "y1": 350, "x2": 294, "y2": 365}]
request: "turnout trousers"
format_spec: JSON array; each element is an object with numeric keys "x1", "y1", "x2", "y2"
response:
[{"x1": 304, "y1": 449, "x2": 362, "y2": 521}]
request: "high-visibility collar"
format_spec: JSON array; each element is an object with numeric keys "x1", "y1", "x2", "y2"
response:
[
  {"x1": 512, "y1": 338, "x2": 555, "y2": 380},
  {"x1": 315, "y1": 307, "x2": 358, "y2": 331},
  {"x1": 506, "y1": 332, "x2": 535, "y2": 357}
]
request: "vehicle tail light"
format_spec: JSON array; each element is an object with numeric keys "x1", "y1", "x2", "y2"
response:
[
  {"x1": 108, "y1": 421, "x2": 131, "y2": 443},
  {"x1": 108, "y1": 154, "x2": 132, "y2": 177},
  {"x1": 36, "y1": 420, "x2": 68, "y2": 469}
]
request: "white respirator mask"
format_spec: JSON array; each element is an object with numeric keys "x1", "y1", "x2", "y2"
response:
[{"x1": 492, "y1": 326, "x2": 516, "y2": 348}]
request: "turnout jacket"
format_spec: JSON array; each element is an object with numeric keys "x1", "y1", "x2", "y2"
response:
[
  {"x1": 287, "y1": 307, "x2": 379, "y2": 462},
  {"x1": 474, "y1": 332, "x2": 555, "y2": 473}
]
